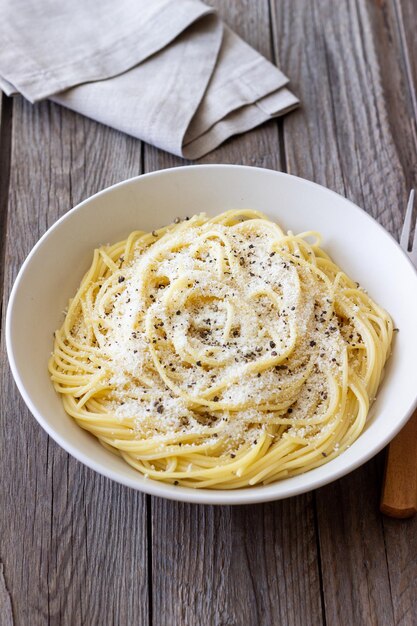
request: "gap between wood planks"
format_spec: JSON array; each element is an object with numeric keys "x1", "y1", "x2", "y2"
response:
[
  {"x1": 0, "y1": 94, "x2": 14, "y2": 625},
  {"x1": 0, "y1": 561, "x2": 14, "y2": 626},
  {"x1": 0, "y1": 94, "x2": 13, "y2": 335}
]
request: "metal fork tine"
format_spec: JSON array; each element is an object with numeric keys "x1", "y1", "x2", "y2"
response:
[{"x1": 400, "y1": 190, "x2": 415, "y2": 251}]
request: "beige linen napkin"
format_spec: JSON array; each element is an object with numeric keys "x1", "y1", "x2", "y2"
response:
[{"x1": 0, "y1": 0, "x2": 298, "y2": 158}]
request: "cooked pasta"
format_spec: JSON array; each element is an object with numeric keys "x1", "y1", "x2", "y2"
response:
[{"x1": 49, "y1": 210, "x2": 393, "y2": 488}]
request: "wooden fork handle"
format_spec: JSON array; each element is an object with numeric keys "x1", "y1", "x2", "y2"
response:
[{"x1": 380, "y1": 409, "x2": 417, "y2": 518}]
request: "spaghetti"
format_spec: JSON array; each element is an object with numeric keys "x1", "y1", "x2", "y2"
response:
[{"x1": 49, "y1": 210, "x2": 393, "y2": 488}]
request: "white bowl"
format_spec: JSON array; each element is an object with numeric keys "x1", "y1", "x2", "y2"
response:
[{"x1": 6, "y1": 165, "x2": 417, "y2": 504}]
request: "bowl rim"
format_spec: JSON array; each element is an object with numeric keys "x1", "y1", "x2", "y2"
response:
[{"x1": 6, "y1": 164, "x2": 417, "y2": 505}]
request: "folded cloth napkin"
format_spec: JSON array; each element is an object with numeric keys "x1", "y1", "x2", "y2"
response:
[{"x1": 0, "y1": 0, "x2": 298, "y2": 159}]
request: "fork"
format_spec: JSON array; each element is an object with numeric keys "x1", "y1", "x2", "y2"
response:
[{"x1": 380, "y1": 190, "x2": 417, "y2": 518}]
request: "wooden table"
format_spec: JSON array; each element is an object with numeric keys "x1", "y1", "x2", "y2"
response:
[{"x1": 1, "y1": 1, "x2": 416, "y2": 624}]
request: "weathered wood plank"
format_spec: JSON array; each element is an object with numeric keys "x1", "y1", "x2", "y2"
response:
[
  {"x1": 151, "y1": 497, "x2": 321, "y2": 626},
  {"x1": 315, "y1": 458, "x2": 395, "y2": 625},
  {"x1": 145, "y1": 2, "x2": 323, "y2": 625},
  {"x1": 271, "y1": 0, "x2": 417, "y2": 624},
  {"x1": 0, "y1": 98, "x2": 148, "y2": 626},
  {"x1": 383, "y1": 514, "x2": 417, "y2": 626}
]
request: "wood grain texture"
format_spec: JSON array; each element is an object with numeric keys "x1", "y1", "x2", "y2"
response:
[
  {"x1": 0, "y1": 562, "x2": 14, "y2": 626},
  {"x1": 0, "y1": 98, "x2": 149, "y2": 626},
  {"x1": 382, "y1": 514, "x2": 417, "y2": 626},
  {"x1": 151, "y1": 497, "x2": 322, "y2": 626},
  {"x1": 396, "y1": 0, "x2": 417, "y2": 130},
  {"x1": 316, "y1": 458, "x2": 395, "y2": 625},
  {"x1": 145, "y1": 2, "x2": 323, "y2": 626},
  {"x1": 271, "y1": 1, "x2": 417, "y2": 624},
  {"x1": 381, "y1": 409, "x2": 417, "y2": 518}
]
